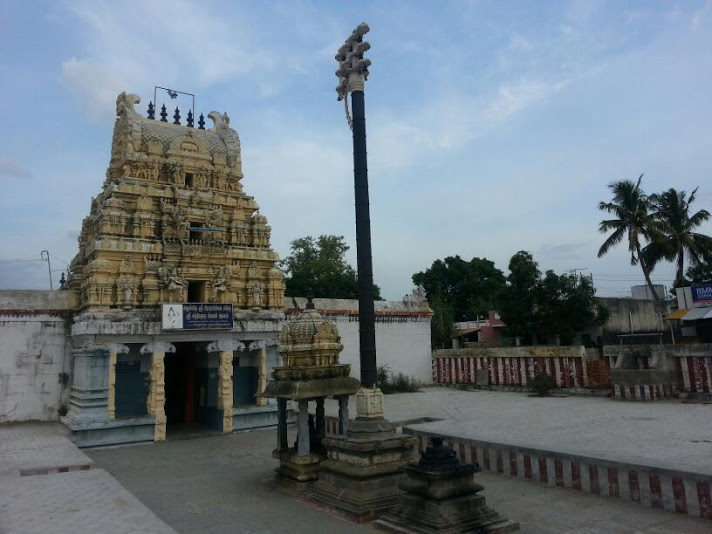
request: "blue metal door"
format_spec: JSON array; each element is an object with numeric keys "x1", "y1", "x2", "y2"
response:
[
  {"x1": 233, "y1": 364, "x2": 258, "y2": 405},
  {"x1": 115, "y1": 360, "x2": 149, "y2": 417}
]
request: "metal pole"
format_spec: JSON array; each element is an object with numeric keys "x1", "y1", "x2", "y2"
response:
[
  {"x1": 41, "y1": 250, "x2": 52, "y2": 290},
  {"x1": 335, "y1": 23, "x2": 375, "y2": 388},
  {"x1": 350, "y1": 89, "x2": 377, "y2": 387}
]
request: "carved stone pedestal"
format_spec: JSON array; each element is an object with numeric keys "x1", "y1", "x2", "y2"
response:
[
  {"x1": 304, "y1": 387, "x2": 418, "y2": 522},
  {"x1": 375, "y1": 437, "x2": 519, "y2": 534},
  {"x1": 272, "y1": 448, "x2": 324, "y2": 483}
]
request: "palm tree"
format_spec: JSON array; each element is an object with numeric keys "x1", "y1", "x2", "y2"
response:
[
  {"x1": 643, "y1": 187, "x2": 712, "y2": 288},
  {"x1": 597, "y1": 175, "x2": 661, "y2": 301}
]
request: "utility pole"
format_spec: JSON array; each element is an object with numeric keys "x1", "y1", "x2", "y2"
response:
[
  {"x1": 565, "y1": 267, "x2": 589, "y2": 284},
  {"x1": 335, "y1": 23, "x2": 377, "y2": 387},
  {"x1": 40, "y1": 250, "x2": 53, "y2": 290}
]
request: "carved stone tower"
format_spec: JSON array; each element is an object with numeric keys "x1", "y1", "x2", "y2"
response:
[
  {"x1": 63, "y1": 92, "x2": 285, "y2": 447},
  {"x1": 68, "y1": 92, "x2": 283, "y2": 311}
]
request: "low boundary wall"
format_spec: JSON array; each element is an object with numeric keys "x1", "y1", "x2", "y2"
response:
[
  {"x1": 432, "y1": 346, "x2": 593, "y2": 389},
  {"x1": 324, "y1": 414, "x2": 712, "y2": 519},
  {"x1": 404, "y1": 427, "x2": 712, "y2": 520},
  {"x1": 677, "y1": 354, "x2": 712, "y2": 396},
  {"x1": 604, "y1": 344, "x2": 712, "y2": 398}
]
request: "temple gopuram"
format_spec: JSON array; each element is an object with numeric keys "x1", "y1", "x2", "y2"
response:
[{"x1": 62, "y1": 92, "x2": 285, "y2": 447}]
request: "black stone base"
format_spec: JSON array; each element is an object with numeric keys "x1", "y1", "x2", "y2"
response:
[
  {"x1": 304, "y1": 468, "x2": 405, "y2": 522},
  {"x1": 375, "y1": 493, "x2": 519, "y2": 533},
  {"x1": 272, "y1": 448, "x2": 324, "y2": 482}
]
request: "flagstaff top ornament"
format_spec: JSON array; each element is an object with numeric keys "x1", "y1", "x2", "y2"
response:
[{"x1": 335, "y1": 23, "x2": 371, "y2": 101}]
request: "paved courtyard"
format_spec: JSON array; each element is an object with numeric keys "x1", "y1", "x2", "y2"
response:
[
  {"x1": 88, "y1": 422, "x2": 709, "y2": 534},
  {"x1": 1, "y1": 387, "x2": 711, "y2": 533},
  {"x1": 333, "y1": 387, "x2": 712, "y2": 475},
  {"x1": 0, "y1": 424, "x2": 176, "y2": 534}
]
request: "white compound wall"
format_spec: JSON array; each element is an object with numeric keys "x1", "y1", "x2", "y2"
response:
[
  {"x1": 287, "y1": 298, "x2": 433, "y2": 384},
  {"x1": 0, "y1": 291, "x2": 71, "y2": 422}
]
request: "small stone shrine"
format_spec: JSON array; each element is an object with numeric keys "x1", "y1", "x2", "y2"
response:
[
  {"x1": 304, "y1": 388, "x2": 418, "y2": 521},
  {"x1": 376, "y1": 437, "x2": 519, "y2": 533},
  {"x1": 262, "y1": 298, "x2": 360, "y2": 482}
]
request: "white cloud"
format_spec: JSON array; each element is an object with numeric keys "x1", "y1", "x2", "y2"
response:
[
  {"x1": 0, "y1": 156, "x2": 32, "y2": 179},
  {"x1": 509, "y1": 34, "x2": 533, "y2": 52},
  {"x1": 60, "y1": 58, "x2": 127, "y2": 122},
  {"x1": 485, "y1": 79, "x2": 569, "y2": 121},
  {"x1": 59, "y1": 0, "x2": 277, "y2": 121},
  {"x1": 691, "y1": 0, "x2": 712, "y2": 31}
]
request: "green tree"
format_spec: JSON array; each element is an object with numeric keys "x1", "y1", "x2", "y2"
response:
[
  {"x1": 429, "y1": 297, "x2": 455, "y2": 349},
  {"x1": 534, "y1": 270, "x2": 609, "y2": 345},
  {"x1": 686, "y1": 262, "x2": 712, "y2": 285},
  {"x1": 498, "y1": 251, "x2": 539, "y2": 340},
  {"x1": 643, "y1": 187, "x2": 712, "y2": 288},
  {"x1": 412, "y1": 256, "x2": 506, "y2": 320},
  {"x1": 281, "y1": 235, "x2": 381, "y2": 299},
  {"x1": 499, "y1": 251, "x2": 608, "y2": 345},
  {"x1": 412, "y1": 255, "x2": 506, "y2": 349},
  {"x1": 597, "y1": 175, "x2": 661, "y2": 301}
]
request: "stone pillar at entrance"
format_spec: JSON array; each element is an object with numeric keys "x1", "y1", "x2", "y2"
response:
[
  {"x1": 207, "y1": 339, "x2": 245, "y2": 433},
  {"x1": 249, "y1": 340, "x2": 269, "y2": 407},
  {"x1": 64, "y1": 346, "x2": 111, "y2": 426},
  {"x1": 107, "y1": 344, "x2": 130, "y2": 420},
  {"x1": 141, "y1": 342, "x2": 176, "y2": 442},
  {"x1": 217, "y1": 351, "x2": 234, "y2": 432}
]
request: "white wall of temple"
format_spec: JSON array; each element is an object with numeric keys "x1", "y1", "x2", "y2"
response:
[
  {"x1": 0, "y1": 291, "x2": 71, "y2": 422},
  {"x1": 286, "y1": 297, "x2": 434, "y2": 385},
  {"x1": 334, "y1": 317, "x2": 433, "y2": 384}
]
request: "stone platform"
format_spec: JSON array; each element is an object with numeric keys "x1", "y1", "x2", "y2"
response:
[
  {"x1": 0, "y1": 469, "x2": 177, "y2": 534},
  {"x1": 0, "y1": 423, "x2": 176, "y2": 534},
  {"x1": 0, "y1": 423, "x2": 93, "y2": 477},
  {"x1": 325, "y1": 387, "x2": 712, "y2": 519}
]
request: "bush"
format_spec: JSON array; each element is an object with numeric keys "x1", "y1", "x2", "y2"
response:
[
  {"x1": 530, "y1": 373, "x2": 555, "y2": 397},
  {"x1": 376, "y1": 365, "x2": 421, "y2": 394}
]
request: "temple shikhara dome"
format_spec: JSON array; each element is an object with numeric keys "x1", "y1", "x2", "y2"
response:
[
  {"x1": 68, "y1": 92, "x2": 284, "y2": 312},
  {"x1": 278, "y1": 300, "x2": 344, "y2": 368},
  {"x1": 267, "y1": 298, "x2": 359, "y2": 396}
]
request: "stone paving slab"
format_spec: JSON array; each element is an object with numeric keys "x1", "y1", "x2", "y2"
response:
[
  {"x1": 87, "y1": 425, "x2": 712, "y2": 534},
  {"x1": 89, "y1": 430, "x2": 372, "y2": 534},
  {"x1": 0, "y1": 468, "x2": 177, "y2": 534},
  {"x1": 0, "y1": 423, "x2": 93, "y2": 476},
  {"x1": 327, "y1": 387, "x2": 712, "y2": 476},
  {"x1": 479, "y1": 469, "x2": 710, "y2": 534}
]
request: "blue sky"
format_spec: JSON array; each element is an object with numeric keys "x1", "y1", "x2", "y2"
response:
[{"x1": 1, "y1": 0, "x2": 711, "y2": 300}]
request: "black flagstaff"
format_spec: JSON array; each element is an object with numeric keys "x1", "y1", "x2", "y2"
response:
[{"x1": 350, "y1": 89, "x2": 377, "y2": 388}]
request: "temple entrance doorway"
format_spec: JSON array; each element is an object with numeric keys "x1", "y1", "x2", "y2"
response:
[{"x1": 164, "y1": 342, "x2": 220, "y2": 436}]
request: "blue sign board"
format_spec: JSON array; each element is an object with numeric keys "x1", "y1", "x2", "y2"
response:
[
  {"x1": 692, "y1": 285, "x2": 712, "y2": 305},
  {"x1": 182, "y1": 303, "x2": 233, "y2": 329},
  {"x1": 162, "y1": 303, "x2": 233, "y2": 330}
]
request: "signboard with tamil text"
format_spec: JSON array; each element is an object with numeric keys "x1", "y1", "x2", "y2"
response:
[
  {"x1": 161, "y1": 303, "x2": 233, "y2": 330},
  {"x1": 691, "y1": 285, "x2": 712, "y2": 306}
]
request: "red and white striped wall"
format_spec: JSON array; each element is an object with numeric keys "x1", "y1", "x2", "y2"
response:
[
  {"x1": 406, "y1": 429, "x2": 712, "y2": 520},
  {"x1": 611, "y1": 383, "x2": 676, "y2": 400},
  {"x1": 433, "y1": 355, "x2": 588, "y2": 389},
  {"x1": 676, "y1": 356, "x2": 712, "y2": 395}
]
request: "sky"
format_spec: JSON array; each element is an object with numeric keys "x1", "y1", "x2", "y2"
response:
[{"x1": 1, "y1": 0, "x2": 711, "y2": 301}]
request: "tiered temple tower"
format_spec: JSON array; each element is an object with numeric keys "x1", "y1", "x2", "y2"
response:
[
  {"x1": 63, "y1": 92, "x2": 285, "y2": 447},
  {"x1": 68, "y1": 92, "x2": 283, "y2": 312}
]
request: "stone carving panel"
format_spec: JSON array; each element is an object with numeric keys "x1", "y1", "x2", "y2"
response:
[{"x1": 67, "y1": 90, "x2": 283, "y2": 313}]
